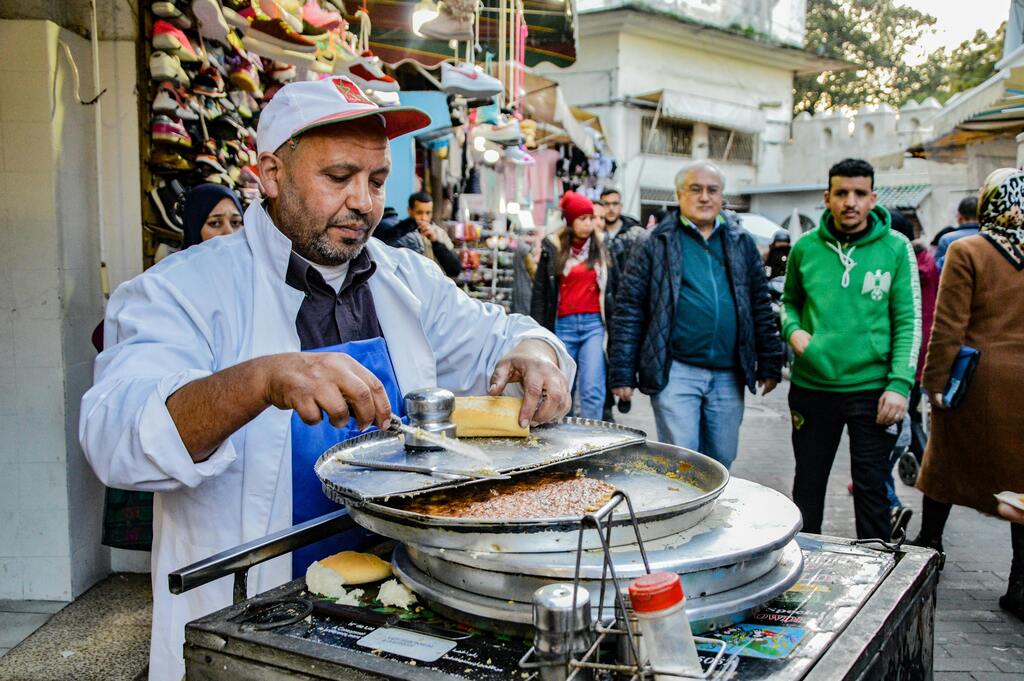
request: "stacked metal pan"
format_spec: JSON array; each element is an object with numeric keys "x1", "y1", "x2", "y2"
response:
[{"x1": 316, "y1": 421, "x2": 803, "y2": 635}]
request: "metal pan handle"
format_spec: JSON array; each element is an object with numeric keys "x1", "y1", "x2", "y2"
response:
[{"x1": 168, "y1": 509, "x2": 356, "y2": 603}]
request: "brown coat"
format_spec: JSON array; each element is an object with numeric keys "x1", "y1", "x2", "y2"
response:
[{"x1": 917, "y1": 235, "x2": 1024, "y2": 515}]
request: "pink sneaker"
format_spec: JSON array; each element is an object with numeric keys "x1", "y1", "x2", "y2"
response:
[
  {"x1": 302, "y1": 0, "x2": 342, "y2": 33},
  {"x1": 153, "y1": 20, "x2": 201, "y2": 62},
  {"x1": 151, "y1": 115, "x2": 192, "y2": 147}
]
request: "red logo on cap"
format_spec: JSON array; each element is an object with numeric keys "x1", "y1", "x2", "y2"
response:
[{"x1": 333, "y1": 77, "x2": 374, "y2": 106}]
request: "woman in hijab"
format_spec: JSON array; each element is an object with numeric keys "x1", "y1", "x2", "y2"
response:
[
  {"x1": 530, "y1": 191, "x2": 614, "y2": 419},
  {"x1": 912, "y1": 168, "x2": 1024, "y2": 620},
  {"x1": 181, "y1": 183, "x2": 243, "y2": 248},
  {"x1": 95, "y1": 184, "x2": 242, "y2": 553}
]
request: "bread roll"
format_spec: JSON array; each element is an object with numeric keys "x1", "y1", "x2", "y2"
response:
[
  {"x1": 452, "y1": 396, "x2": 529, "y2": 437},
  {"x1": 318, "y1": 550, "x2": 393, "y2": 585}
]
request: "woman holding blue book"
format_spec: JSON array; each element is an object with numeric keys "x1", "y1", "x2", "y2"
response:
[{"x1": 913, "y1": 168, "x2": 1024, "y2": 620}]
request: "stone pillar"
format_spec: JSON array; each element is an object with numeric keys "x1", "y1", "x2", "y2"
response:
[{"x1": 0, "y1": 19, "x2": 114, "y2": 600}]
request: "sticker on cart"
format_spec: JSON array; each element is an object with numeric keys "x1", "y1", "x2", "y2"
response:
[
  {"x1": 357, "y1": 626, "x2": 457, "y2": 662},
  {"x1": 696, "y1": 624, "x2": 805, "y2": 659}
]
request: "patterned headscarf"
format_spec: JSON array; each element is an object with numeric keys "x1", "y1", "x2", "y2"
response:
[{"x1": 977, "y1": 168, "x2": 1024, "y2": 270}]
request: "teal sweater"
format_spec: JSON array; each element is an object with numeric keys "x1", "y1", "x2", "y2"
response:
[{"x1": 781, "y1": 206, "x2": 921, "y2": 396}]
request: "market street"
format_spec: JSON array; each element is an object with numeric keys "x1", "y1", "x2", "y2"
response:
[{"x1": 617, "y1": 382, "x2": 1024, "y2": 680}]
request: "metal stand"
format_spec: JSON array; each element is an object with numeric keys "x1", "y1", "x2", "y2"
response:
[{"x1": 519, "y1": 490, "x2": 727, "y2": 679}]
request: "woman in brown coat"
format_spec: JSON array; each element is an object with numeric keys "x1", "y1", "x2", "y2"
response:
[{"x1": 913, "y1": 167, "x2": 1024, "y2": 620}]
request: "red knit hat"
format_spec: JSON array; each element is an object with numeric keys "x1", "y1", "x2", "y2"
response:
[{"x1": 559, "y1": 191, "x2": 594, "y2": 226}]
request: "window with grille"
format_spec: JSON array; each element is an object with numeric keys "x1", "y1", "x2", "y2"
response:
[
  {"x1": 708, "y1": 126, "x2": 756, "y2": 163},
  {"x1": 641, "y1": 115, "x2": 693, "y2": 157}
]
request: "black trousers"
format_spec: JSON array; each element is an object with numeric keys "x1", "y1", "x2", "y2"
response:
[{"x1": 790, "y1": 385, "x2": 899, "y2": 541}]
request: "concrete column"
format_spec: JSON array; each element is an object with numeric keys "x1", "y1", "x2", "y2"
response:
[{"x1": 0, "y1": 19, "x2": 111, "y2": 600}]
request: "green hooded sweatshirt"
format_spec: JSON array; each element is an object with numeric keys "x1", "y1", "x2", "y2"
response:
[{"x1": 781, "y1": 206, "x2": 921, "y2": 396}]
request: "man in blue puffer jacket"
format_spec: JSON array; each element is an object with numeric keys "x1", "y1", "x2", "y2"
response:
[{"x1": 609, "y1": 161, "x2": 782, "y2": 468}]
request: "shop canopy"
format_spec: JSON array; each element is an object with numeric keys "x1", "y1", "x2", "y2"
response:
[
  {"x1": 634, "y1": 90, "x2": 766, "y2": 134},
  {"x1": 519, "y1": 69, "x2": 599, "y2": 155},
  {"x1": 909, "y1": 45, "x2": 1024, "y2": 162},
  {"x1": 356, "y1": 0, "x2": 578, "y2": 69}
]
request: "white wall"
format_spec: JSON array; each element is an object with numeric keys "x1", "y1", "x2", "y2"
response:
[
  {"x1": 540, "y1": 11, "x2": 796, "y2": 218},
  {"x1": 0, "y1": 19, "x2": 122, "y2": 600},
  {"x1": 100, "y1": 40, "x2": 144, "y2": 292}
]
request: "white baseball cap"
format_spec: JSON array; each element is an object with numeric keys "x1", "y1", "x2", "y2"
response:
[{"x1": 256, "y1": 76, "x2": 431, "y2": 155}]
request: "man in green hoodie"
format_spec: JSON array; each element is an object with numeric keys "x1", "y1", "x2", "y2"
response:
[{"x1": 782, "y1": 158, "x2": 921, "y2": 541}]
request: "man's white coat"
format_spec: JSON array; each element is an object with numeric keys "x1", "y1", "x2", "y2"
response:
[{"x1": 79, "y1": 202, "x2": 574, "y2": 681}]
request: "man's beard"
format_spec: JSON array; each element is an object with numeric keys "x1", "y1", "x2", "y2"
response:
[{"x1": 274, "y1": 184, "x2": 373, "y2": 265}]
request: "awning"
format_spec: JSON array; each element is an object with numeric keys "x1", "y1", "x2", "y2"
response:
[
  {"x1": 519, "y1": 69, "x2": 598, "y2": 155},
  {"x1": 908, "y1": 47, "x2": 1024, "y2": 161},
  {"x1": 874, "y1": 184, "x2": 931, "y2": 210},
  {"x1": 357, "y1": 0, "x2": 578, "y2": 69},
  {"x1": 635, "y1": 90, "x2": 766, "y2": 134}
]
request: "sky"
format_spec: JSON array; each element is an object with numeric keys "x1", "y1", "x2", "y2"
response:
[{"x1": 901, "y1": 0, "x2": 1009, "y2": 58}]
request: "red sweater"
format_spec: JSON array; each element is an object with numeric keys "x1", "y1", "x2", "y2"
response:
[{"x1": 557, "y1": 261, "x2": 602, "y2": 317}]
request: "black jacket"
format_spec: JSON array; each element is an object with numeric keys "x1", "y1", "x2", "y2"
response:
[
  {"x1": 608, "y1": 209, "x2": 782, "y2": 394},
  {"x1": 530, "y1": 236, "x2": 616, "y2": 332},
  {"x1": 376, "y1": 217, "x2": 463, "y2": 278}
]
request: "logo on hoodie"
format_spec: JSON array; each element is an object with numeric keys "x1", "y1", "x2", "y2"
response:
[{"x1": 861, "y1": 270, "x2": 892, "y2": 301}]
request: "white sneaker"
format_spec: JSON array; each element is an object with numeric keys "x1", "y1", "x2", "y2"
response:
[
  {"x1": 340, "y1": 51, "x2": 400, "y2": 93},
  {"x1": 476, "y1": 119, "x2": 522, "y2": 145},
  {"x1": 367, "y1": 89, "x2": 401, "y2": 107},
  {"x1": 504, "y1": 144, "x2": 534, "y2": 165},
  {"x1": 441, "y1": 62, "x2": 502, "y2": 98},
  {"x1": 150, "y1": 51, "x2": 190, "y2": 85},
  {"x1": 420, "y1": 3, "x2": 473, "y2": 41},
  {"x1": 192, "y1": 0, "x2": 232, "y2": 45}
]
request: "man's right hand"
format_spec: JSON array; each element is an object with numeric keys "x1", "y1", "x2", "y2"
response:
[
  {"x1": 259, "y1": 352, "x2": 392, "y2": 430},
  {"x1": 612, "y1": 387, "x2": 633, "y2": 401},
  {"x1": 417, "y1": 221, "x2": 437, "y2": 242},
  {"x1": 789, "y1": 330, "x2": 812, "y2": 357}
]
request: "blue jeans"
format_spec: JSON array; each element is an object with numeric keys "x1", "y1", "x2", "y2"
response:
[
  {"x1": 555, "y1": 313, "x2": 607, "y2": 420},
  {"x1": 650, "y1": 360, "x2": 745, "y2": 469}
]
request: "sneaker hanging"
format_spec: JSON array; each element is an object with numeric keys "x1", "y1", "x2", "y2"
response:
[
  {"x1": 441, "y1": 61, "x2": 502, "y2": 98},
  {"x1": 420, "y1": 0, "x2": 474, "y2": 41}
]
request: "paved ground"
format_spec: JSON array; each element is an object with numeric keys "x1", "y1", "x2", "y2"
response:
[
  {"x1": 616, "y1": 382, "x2": 1024, "y2": 680},
  {"x1": 0, "y1": 574, "x2": 150, "y2": 680}
]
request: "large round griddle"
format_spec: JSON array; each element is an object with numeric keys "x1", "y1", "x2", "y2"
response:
[
  {"x1": 345, "y1": 441, "x2": 729, "y2": 552},
  {"x1": 402, "y1": 478, "x2": 800, "y2": 603},
  {"x1": 393, "y1": 539, "x2": 804, "y2": 637}
]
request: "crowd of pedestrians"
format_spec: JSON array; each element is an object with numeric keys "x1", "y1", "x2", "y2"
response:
[{"x1": 373, "y1": 157, "x2": 1023, "y2": 623}]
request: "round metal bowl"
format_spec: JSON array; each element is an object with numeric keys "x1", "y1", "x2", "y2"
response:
[
  {"x1": 402, "y1": 478, "x2": 802, "y2": 603},
  {"x1": 345, "y1": 441, "x2": 729, "y2": 552},
  {"x1": 393, "y1": 540, "x2": 805, "y2": 637}
]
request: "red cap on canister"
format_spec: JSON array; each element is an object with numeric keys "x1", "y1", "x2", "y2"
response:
[{"x1": 628, "y1": 572, "x2": 684, "y2": 613}]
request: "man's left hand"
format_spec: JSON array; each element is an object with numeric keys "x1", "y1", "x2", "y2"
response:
[
  {"x1": 488, "y1": 339, "x2": 572, "y2": 428},
  {"x1": 758, "y1": 378, "x2": 778, "y2": 395},
  {"x1": 876, "y1": 390, "x2": 907, "y2": 426}
]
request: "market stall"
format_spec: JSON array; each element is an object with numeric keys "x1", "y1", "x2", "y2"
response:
[{"x1": 137, "y1": 0, "x2": 606, "y2": 312}]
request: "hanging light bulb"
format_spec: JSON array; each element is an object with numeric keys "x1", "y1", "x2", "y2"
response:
[
  {"x1": 412, "y1": 0, "x2": 440, "y2": 36},
  {"x1": 473, "y1": 134, "x2": 486, "y2": 152},
  {"x1": 483, "y1": 148, "x2": 500, "y2": 164}
]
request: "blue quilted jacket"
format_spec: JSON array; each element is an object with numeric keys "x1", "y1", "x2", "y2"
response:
[{"x1": 608, "y1": 209, "x2": 782, "y2": 394}]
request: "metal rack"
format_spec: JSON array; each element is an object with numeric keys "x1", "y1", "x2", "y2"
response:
[{"x1": 518, "y1": 490, "x2": 728, "y2": 680}]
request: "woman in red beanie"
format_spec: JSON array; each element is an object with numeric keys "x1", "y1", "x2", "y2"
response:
[{"x1": 530, "y1": 191, "x2": 614, "y2": 419}]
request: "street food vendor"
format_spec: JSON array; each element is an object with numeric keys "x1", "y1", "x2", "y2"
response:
[{"x1": 79, "y1": 77, "x2": 574, "y2": 681}]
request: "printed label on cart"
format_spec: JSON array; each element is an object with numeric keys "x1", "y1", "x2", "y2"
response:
[
  {"x1": 696, "y1": 624, "x2": 805, "y2": 659},
  {"x1": 357, "y1": 626, "x2": 457, "y2": 662}
]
